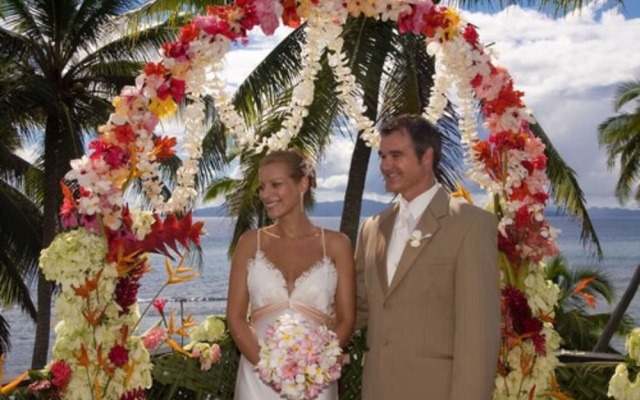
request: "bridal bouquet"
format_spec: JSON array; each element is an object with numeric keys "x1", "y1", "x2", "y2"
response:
[{"x1": 256, "y1": 314, "x2": 342, "y2": 400}]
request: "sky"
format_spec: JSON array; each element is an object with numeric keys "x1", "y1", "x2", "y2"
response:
[{"x1": 200, "y1": 1, "x2": 640, "y2": 209}]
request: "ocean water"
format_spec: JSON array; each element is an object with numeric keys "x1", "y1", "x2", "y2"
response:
[{"x1": 2, "y1": 215, "x2": 640, "y2": 379}]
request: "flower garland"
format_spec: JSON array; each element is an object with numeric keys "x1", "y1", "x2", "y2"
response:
[{"x1": 25, "y1": 1, "x2": 570, "y2": 399}]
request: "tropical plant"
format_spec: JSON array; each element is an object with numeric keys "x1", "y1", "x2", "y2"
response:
[
  {"x1": 0, "y1": 0, "x2": 180, "y2": 368},
  {"x1": 0, "y1": 61, "x2": 43, "y2": 355},
  {"x1": 546, "y1": 255, "x2": 633, "y2": 351},
  {"x1": 598, "y1": 79, "x2": 640, "y2": 205}
]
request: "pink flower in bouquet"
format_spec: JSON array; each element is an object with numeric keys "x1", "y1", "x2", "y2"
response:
[{"x1": 257, "y1": 314, "x2": 342, "y2": 400}]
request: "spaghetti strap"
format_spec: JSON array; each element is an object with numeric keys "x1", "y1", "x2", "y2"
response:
[
  {"x1": 321, "y1": 228, "x2": 326, "y2": 258},
  {"x1": 257, "y1": 228, "x2": 261, "y2": 252}
]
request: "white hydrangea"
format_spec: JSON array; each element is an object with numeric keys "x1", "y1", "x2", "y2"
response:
[{"x1": 39, "y1": 229, "x2": 108, "y2": 291}]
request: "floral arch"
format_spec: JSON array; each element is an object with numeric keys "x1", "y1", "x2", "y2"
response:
[{"x1": 26, "y1": 1, "x2": 570, "y2": 399}]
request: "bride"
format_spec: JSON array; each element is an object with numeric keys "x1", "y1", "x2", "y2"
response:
[{"x1": 226, "y1": 150, "x2": 356, "y2": 400}]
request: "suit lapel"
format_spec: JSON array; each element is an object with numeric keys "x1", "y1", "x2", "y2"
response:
[
  {"x1": 375, "y1": 205, "x2": 398, "y2": 296},
  {"x1": 386, "y1": 188, "x2": 450, "y2": 297}
]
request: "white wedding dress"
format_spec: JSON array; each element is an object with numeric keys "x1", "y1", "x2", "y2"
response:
[{"x1": 234, "y1": 228, "x2": 339, "y2": 400}]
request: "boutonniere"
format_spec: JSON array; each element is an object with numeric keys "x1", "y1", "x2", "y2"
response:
[{"x1": 408, "y1": 230, "x2": 432, "y2": 248}]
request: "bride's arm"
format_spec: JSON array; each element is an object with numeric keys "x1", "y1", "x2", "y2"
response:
[
  {"x1": 226, "y1": 230, "x2": 260, "y2": 365},
  {"x1": 329, "y1": 232, "x2": 356, "y2": 348}
]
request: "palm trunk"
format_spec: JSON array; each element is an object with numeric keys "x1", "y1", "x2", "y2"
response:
[
  {"x1": 31, "y1": 115, "x2": 61, "y2": 369},
  {"x1": 338, "y1": 19, "x2": 384, "y2": 244},
  {"x1": 593, "y1": 264, "x2": 640, "y2": 352},
  {"x1": 340, "y1": 137, "x2": 372, "y2": 244}
]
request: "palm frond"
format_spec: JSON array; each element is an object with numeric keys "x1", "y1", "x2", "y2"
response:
[
  {"x1": 612, "y1": 80, "x2": 640, "y2": 112},
  {"x1": 0, "y1": 181, "x2": 40, "y2": 318},
  {"x1": 530, "y1": 122, "x2": 602, "y2": 258}
]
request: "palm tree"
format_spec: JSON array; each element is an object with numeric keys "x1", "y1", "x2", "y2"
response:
[
  {"x1": 598, "y1": 79, "x2": 640, "y2": 205},
  {"x1": 0, "y1": 0, "x2": 179, "y2": 368}
]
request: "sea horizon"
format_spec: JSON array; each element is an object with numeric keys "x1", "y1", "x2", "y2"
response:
[{"x1": 2, "y1": 214, "x2": 640, "y2": 380}]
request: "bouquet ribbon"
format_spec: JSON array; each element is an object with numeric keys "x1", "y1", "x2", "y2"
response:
[{"x1": 252, "y1": 300, "x2": 330, "y2": 326}]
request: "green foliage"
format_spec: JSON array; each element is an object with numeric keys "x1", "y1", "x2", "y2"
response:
[
  {"x1": 556, "y1": 362, "x2": 619, "y2": 400},
  {"x1": 546, "y1": 255, "x2": 633, "y2": 351},
  {"x1": 148, "y1": 335, "x2": 240, "y2": 400}
]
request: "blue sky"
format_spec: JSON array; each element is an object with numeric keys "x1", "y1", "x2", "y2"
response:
[{"x1": 201, "y1": 1, "x2": 640, "y2": 209}]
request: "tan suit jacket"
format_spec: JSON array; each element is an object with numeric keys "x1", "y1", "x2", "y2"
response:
[{"x1": 355, "y1": 187, "x2": 500, "y2": 400}]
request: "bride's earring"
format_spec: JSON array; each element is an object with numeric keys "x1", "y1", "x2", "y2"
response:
[{"x1": 300, "y1": 192, "x2": 304, "y2": 212}]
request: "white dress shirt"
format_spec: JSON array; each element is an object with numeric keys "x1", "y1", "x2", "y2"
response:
[{"x1": 386, "y1": 183, "x2": 441, "y2": 285}]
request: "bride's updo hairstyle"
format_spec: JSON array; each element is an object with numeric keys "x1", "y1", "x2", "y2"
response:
[{"x1": 259, "y1": 150, "x2": 317, "y2": 207}]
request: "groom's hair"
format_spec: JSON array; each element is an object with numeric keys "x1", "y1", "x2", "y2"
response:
[{"x1": 379, "y1": 114, "x2": 442, "y2": 169}]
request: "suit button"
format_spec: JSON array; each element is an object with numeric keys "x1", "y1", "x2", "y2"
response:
[
  {"x1": 382, "y1": 339, "x2": 389, "y2": 346},
  {"x1": 383, "y1": 303, "x2": 391, "y2": 310}
]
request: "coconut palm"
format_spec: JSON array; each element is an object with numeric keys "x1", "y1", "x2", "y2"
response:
[
  {"x1": 0, "y1": 0, "x2": 181, "y2": 368},
  {"x1": 598, "y1": 79, "x2": 640, "y2": 205}
]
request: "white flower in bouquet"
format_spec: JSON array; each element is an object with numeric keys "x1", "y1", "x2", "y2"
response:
[{"x1": 257, "y1": 314, "x2": 343, "y2": 400}]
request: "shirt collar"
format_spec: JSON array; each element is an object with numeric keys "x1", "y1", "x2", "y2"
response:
[{"x1": 398, "y1": 183, "x2": 441, "y2": 222}]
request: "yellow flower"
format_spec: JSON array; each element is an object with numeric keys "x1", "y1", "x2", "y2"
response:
[
  {"x1": 442, "y1": 8, "x2": 461, "y2": 41},
  {"x1": 148, "y1": 97, "x2": 177, "y2": 118}
]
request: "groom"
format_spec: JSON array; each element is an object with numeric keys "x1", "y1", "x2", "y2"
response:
[{"x1": 355, "y1": 114, "x2": 500, "y2": 400}]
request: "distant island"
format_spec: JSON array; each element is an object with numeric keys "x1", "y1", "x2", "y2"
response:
[{"x1": 194, "y1": 200, "x2": 640, "y2": 218}]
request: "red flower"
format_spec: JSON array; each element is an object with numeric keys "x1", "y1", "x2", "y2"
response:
[
  {"x1": 281, "y1": 0, "x2": 301, "y2": 28},
  {"x1": 142, "y1": 62, "x2": 167, "y2": 77},
  {"x1": 50, "y1": 359, "x2": 72, "y2": 390},
  {"x1": 152, "y1": 298, "x2": 167, "y2": 315},
  {"x1": 88, "y1": 140, "x2": 128, "y2": 168},
  {"x1": 502, "y1": 286, "x2": 547, "y2": 356},
  {"x1": 113, "y1": 124, "x2": 136, "y2": 145},
  {"x1": 152, "y1": 136, "x2": 177, "y2": 161},
  {"x1": 179, "y1": 22, "x2": 200, "y2": 43},
  {"x1": 156, "y1": 78, "x2": 186, "y2": 103},
  {"x1": 108, "y1": 344, "x2": 130, "y2": 367},
  {"x1": 462, "y1": 24, "x2": 479, "y2": 45},
  {"x1": 482, "y1": 80, "x2": 525, "y2": 116},
  {"x1": 162, "y1": 41, "x2": 189, "y2": 60}
]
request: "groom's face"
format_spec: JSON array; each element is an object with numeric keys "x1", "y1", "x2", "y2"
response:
[{"x1": 378, "y1": 129, "x2": 433, "y2": 201}]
